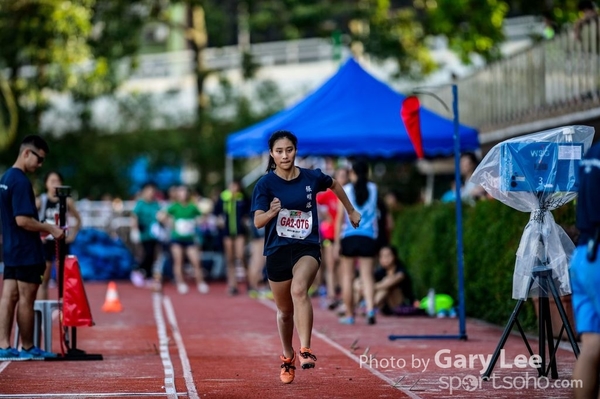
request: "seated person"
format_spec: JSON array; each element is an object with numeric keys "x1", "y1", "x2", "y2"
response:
[{"x1": 354, "y1": 245, "x2": 414, "y2": 315}]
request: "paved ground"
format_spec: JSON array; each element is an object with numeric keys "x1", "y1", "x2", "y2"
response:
[{"x1": 0, "y1": 280, "x2": 581, "y2": 398}]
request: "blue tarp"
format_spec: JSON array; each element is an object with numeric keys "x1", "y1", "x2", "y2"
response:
[
  {"x1": 226, "y1": 58, "x2": 479, "y2": 159},
  {"x1": 70, "y1": 228, "x2": 136, "y2": 281}
]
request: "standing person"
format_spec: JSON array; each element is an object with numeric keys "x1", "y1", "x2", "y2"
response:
[
  {"x1": 251, "y1": 130, "x2": 360, "y2": 384},
  {"x1": 36, "y1": 170, "x2": 82, "y2": 300},
  {"x1": 0, "y1": 135, "x2": 64, "y2": 359},
  {"x1": 157, "y1": 185, "x2": 209, "y2": 295},
  {"x1": 130, "y1": 182, "x2": 162, "y2": 290},
  {"x1": 316, "y1": 166, "x2": 349, "y2": 310},
  {"x1": 570, "y1": 141, "x2": 600, "y2": 399},
  {"x1": 335, "y1": 160, "x2": 379, "y2": 325},
  {"x1": 214, "y1": 180, "x2": 250, "y2": 296},
  {"x1": 247, "y1": 224, "x2": 268, "y2": 298},
  {"x1": 460, "y1": 152, "x2": 486, "y2": 204}
]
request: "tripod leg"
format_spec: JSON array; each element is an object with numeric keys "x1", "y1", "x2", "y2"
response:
[
  {"x1": 548, "y1": 279, "x2": 580, "y2": 356},
  {"x1": 482, "y1": 299, "x2": 527, "y2": 379},
  {"x1": 541, "y1": 293, "x2": 559, "y2": 378},
  {"x1": 538, "y1": 294, "x2": 550, "y2": 377}
]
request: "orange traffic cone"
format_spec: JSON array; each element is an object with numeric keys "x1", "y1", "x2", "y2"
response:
[{"x1": 101, "y1": 281, "x2": 123, "y2": 313}]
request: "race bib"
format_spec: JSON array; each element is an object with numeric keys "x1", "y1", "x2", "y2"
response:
[
  {"x1": 174, "y1": 219, "x2": 196, "y2": 236},
  {"x1": 276, "y1": 209, "x2": 313, "y2": 239}
]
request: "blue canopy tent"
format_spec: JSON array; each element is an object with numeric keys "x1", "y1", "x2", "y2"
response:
[{"x1": 226, "y1": 57, "x2": 479, "y2": 164}]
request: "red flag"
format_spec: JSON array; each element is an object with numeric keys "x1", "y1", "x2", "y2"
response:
[
  {"x1": 63, "y1": 255, "x2": 94, "y2": 327},
  {"x1": 400, "y1": 96, "x2": 424, "y2": 159}
]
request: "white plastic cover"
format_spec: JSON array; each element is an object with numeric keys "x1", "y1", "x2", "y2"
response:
[{"x1": 470, "y1": 125, "x2": 595, "y2": 299}]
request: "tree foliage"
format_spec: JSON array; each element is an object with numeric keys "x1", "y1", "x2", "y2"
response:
[{"x1": 0, "y1": 0, "x2": 590, "y2": 198}]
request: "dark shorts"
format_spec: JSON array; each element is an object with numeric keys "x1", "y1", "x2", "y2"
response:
[
  {"x1": 3, "y1": 264, "x2": 46, "y2": 284},
  {"x1": 266, "y1": 243, "x2": 321, "y2": 282},
  {"x1": 340, "y1": 236, "x2": 377, "y2": 258},
  {"x1": 43, "y1": 240, "x2": 71, "y2": 262}
]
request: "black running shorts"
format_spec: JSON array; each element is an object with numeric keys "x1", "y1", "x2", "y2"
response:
[
  {"x1": 340, "y1": 236, "x2": 377, "y2": 258},
  {"x1": 266, "y1": 243, "x2": 321, "y2": 282},
  {"x1": 3, "y1": 264, "x2": 46, "y2": 284}
]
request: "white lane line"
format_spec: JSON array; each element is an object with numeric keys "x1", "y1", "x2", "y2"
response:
[
  {"x1": 0, "y1": 361, "x2": 10, "y2": 374},
  {"x1": 153, "y1": 293, "x2": 178, "y2": 399},
  {"x1": 162, "y1": 295, "x2": 200, "y2": 399},
  {"x1": 259, "y1": 299, "x2": 423, "y2": 399}
]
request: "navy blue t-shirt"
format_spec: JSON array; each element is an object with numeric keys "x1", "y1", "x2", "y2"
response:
[
  {"x1": 0, "y1": 168, "x2": 44, "y2": 266},
  {"x1": 576, "y1": 142, "x2": 600, "y2": 243},
  {"x1": 251, "y1": 168, "x2": 333, "y2": 256}
]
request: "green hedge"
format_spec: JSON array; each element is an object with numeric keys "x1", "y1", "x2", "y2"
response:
[{"x1": 391, "y1": 199, "x2": 577, "y2": 331}]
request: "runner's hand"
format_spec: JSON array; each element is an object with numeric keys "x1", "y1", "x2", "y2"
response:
[
  {"x1": 349, "y1": 210, "x2": 361, "y2": 228},
  {"x1": 270, "y1": 197, "x2": 282, "y2": 216}
]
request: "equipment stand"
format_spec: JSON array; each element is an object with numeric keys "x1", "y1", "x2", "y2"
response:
[
  {"x1": 482, "y1": 266, "x2": 579, "y2": 379},
  {"x1": 48, "y1": 185, "x2": 103, "y2": 361}
]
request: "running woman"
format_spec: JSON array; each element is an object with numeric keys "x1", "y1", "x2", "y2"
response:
[{"x1": 251, "y1": 130, "x2": 361, "y2": 384}]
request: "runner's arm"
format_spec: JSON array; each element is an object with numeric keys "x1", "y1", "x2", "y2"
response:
[
  {"x1": 329, "y1": 179, "x2": 360, "y2": 228},
  {"x1": 254, "y1": 197, "x2": 281, "y2": 229}
]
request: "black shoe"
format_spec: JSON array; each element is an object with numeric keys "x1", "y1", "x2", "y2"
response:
[{"x1": 367, "y1": 310, "x2": 376, "y2": 325}]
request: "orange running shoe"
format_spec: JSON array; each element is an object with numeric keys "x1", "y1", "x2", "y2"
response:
[
  {"x1": 280, "y1": 351, "x2": 297, "y2": 384},
  {"x1": 299, "y1": 347, "x2": 317, "y2": 369}
]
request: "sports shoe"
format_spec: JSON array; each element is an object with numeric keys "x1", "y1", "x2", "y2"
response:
[
  {"x1": 20, "y1": 346, "x2": 57, "y2": 359},
  {"x1": 197, "y1": 281, "x2": 209, "y2": 294},
  {"x1": 0, "y1": 346, "x2": 31, "y2": 361},
  {"x1": 177, "y1": 283, "x2": 189, "y2": 294},
  {"x1": 280, "y1": 351, "x2": 296, "y2": 384},
  {"x1": 227, "y1": 286, "x2": 239, "y2": 296},
  {"x1": 339, "y1": 315, "x2": 355, "y2": 325},
  {"x1": 130, "y1": 270, "x2": 145, "y2": 288},
  {"x1": 260, "y1": 289, "x2": 274, "y2": 300},
  {"x1": 367, "y1": 309, "x2": 376, "y2": 325},
  {"x1": 299, "y1": 347, "x2": 317, "y2": 369}
]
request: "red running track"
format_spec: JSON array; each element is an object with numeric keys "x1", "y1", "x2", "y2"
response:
[{"x1": 0, "y1": 280, "x2": 579, "y2": 398}]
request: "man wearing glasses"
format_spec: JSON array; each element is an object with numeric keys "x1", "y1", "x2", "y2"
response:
[{"x1": 0, "y1": 135, "x2": 65, "y2": 359}]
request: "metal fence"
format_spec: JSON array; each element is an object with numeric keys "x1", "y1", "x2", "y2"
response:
[
  {"x1": 420, "y1": 18, "x2": 600, "y2": 136},
  {"x1": 129, "y1": 38, "x2": 343, "y2": 80},
  {"x1": 76, "y1": 200, "x2": 136, "y2": 248}
]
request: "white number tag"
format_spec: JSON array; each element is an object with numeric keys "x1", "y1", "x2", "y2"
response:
[{"x1": 276, "y1": 209, "x2": 312, "y2": 239}]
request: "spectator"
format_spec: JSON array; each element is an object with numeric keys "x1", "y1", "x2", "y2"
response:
[
  {"x1": 460, "y1": 152, "x2": 486, "y2": 204},
  {"x1": 316, "y1": 166, "x2": 348, "y2": 310},
  {"x1": 335, "y1": 160, "x2": 379, "y2": 325},
  {"x1": 354, "y1": 245, "x2": 414, "y2": 316},
  {"x1": 214, "y1": 180, "x2": 251, "y2": 296},
  {"x1": 157, "y1": 185, "x2": 209, "y2": 295},
  {"x1": 130, "y1": 182, "x2": 161, "y2": 290},
  {"x1": 36, "y1": 171, "x2": 82, "y2": 300}
]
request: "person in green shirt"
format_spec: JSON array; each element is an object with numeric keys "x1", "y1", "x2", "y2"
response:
[
  {"x1": 158, "y1": 185, "x2": 209, "y2": 295},
  {"x1": 130, "y1": 182, "x2": 162, "y2": 289}
]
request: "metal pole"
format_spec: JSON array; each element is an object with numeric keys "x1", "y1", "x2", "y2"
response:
[
  {"x1": 389, "y1": 84, "x2": 468, "y2": 341},
  {"x1": 452, "y1": 84, "x2": 468, "y2": 339}
]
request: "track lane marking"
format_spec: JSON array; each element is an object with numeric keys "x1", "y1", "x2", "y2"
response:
[
  {"x1": 162, "y1": 295, "x2": 199, "y2": 399},
  {"x1": 259, "y1": 298, "x2": 423, "y2": 399},
  {"x1": 0, "y1": 361, "x2": 9, "y2": 374},
  {"x1": 152, "y1": 293, "x2": 177, "y2": 399}
]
